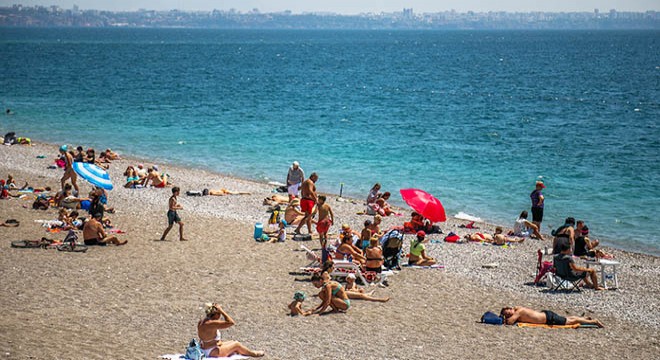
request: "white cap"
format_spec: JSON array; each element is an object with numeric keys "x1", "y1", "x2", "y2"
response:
[
  {"x1": 347, "y1": 273, "x2": 356, "y2": 279},
  {"x1": 292, "y1": 161, "x2": 299, "y2": 167}
]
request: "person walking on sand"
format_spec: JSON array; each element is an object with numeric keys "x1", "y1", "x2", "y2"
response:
[
  {"x1": 500, "y1": 306, "x2": 604, "y2": 327},
  {"x1": 59, "y1": 145, "x2": 79, "y2": 194},
  {"x1": 286, "y1": 161, "x2": 305, "y2": 200},
  {"x1": 161, "y1": 187, "x2": 187, "y2": 241},
  {"x1": 530, "y1": 181, "x2": 545, "y2": 232},
  {"x1": 295, "y1": 172, "x2": 318, "y2": 235},
  {"x1": 315, "y1": 195, "x2": 334, "y2": 249}
]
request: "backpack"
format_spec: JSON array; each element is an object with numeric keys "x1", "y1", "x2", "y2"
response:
[
  {"x1": 481, "y1": 311, "x2": 504, "y2": 325},
  {"x1": 184, "y1": 338, "x2": 204, "y2": 360}
]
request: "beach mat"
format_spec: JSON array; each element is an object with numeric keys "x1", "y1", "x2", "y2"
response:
[
  {"x1": 161, "y1": 354, "x2": 248, "y2": 360},
  {"x1": 516, "y1": 323, "x2": 599, "y2": 329},
  {"x1": 401, "y1": 264, "x2": 445, "y2": 269}
]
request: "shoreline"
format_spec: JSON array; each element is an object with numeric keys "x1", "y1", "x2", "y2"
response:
[
  {"x1": 6, "y1": 135, "x2": 658, "y2": 258},
  {"x1": 1, "y1": 139, "x2": 659, "y2": 359}
]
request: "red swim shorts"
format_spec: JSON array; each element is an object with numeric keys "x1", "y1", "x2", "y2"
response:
[
  {"x1": 300, "y1": 198, "x2": 315, "y2": 213},
  {"x1": 316, "y1": 218, "x2": 332, "y2": 234},
  {"x1": 155, "y1": 182, "x2": 166, "y2": 188}
]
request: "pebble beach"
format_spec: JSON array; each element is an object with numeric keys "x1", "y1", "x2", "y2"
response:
[{"x1": 1, "y1": 141, "x2": 659, "y2": 360}]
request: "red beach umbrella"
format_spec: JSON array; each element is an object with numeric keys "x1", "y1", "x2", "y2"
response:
[{"x1": 399, "y1": 188, "x2": 447, "y2": 223}]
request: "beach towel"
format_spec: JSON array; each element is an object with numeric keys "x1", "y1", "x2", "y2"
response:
[
  {"x1": 516, "y1": 323, "x2": 599, "y2": 329},
  {"x1": 161, "y1": 354, "x2": 248, "y2": 360},
  {"x1": 401, "y1": 264, "x2": 445, "y2": 269}
]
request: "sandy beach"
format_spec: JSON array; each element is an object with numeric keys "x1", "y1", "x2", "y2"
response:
[{"x1": 0, "y1": 141, "x2": 658, "y2": 360}]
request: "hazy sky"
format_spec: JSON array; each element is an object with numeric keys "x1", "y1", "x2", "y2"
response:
[{"x1": 3, "y1": 1, "x2": 658, "y2": 14}]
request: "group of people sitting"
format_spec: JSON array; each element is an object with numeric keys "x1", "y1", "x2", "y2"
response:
[
  {"x1": 58, "y1": 145, "x2": 120, "y2": 170},
  {"x1": 366, "y1": 183, "x2": 400, "y2": 216},
  {"x1": 552, "y1": 217, "x2": 609, "y2": 259},
  {"x1": 124, "y1": 164, "x2": 170, "y2": 188}
]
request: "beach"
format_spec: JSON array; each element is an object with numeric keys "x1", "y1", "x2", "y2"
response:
[{"x1": 0, "y1": 141, "x2": 659, "y2": 360}]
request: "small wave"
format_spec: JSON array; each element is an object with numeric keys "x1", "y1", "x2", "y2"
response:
[{"x1": 454, "y1": 212, "x2": 482, "y2": 222}]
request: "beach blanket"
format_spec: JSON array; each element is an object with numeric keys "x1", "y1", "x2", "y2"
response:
[
  {"x1": 161, "y1": 354, "x2": 248, "y2": 360},
  {"x1": 516, "y1": 323, "x2": 599, "y2": 329}
]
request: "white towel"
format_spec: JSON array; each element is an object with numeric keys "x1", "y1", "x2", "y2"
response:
[{"x1": 161, "y1": 354, "x2": 248, "y2": 360}]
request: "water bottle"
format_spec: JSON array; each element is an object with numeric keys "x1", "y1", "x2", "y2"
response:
[{"x1": 253, "y1": 223, "x2": 263, "y2": 240}]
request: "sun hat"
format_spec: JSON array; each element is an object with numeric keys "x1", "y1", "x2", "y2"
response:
[
  {"x1": 342, "y1": 224, "x2": 350, "y2": 230},
  {"x1": 535, "y1": 181, "x2": 546, "y2": 189},
  {"x1": 417, "y1": 230, "x2": 426, "y2": 238},
  {"x1": 347, "y1": 273, "x2": 356, "y2": 280}
]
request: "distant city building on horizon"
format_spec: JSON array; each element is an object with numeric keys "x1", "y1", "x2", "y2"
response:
[{"x1": 0, "y1": 3, "x2": 657, "y2": 29}]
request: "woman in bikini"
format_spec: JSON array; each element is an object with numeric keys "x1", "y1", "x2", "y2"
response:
[
  {"x1": 335, "y1": 228, "x2": 366, "y2": 265},
  {"x1": 311, "y1": 273, "x2": 350, "y2": 314},
  {"x1": 197, "y1": 303, "x2": 264, "y2": 358}
]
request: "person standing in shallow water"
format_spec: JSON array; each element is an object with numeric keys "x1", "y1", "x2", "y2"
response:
[
  {"x1": 530, "y1": 181, "x2": 545, "y2": 232},
  {"x1": 160, "y1": 186, "x2": 187, "y2": 241}
]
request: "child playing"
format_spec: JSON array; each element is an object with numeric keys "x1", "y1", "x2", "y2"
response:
[
  {"x1": 288, "y1": 291, "x2": 311, "y2": 316},
  {"x1": 267, "y1": 219, "x2": 288, "y2": 243},
  {"x1": 160, "y1": 186, "x2": 187, "y2": 241},
  {"x1": 315, "y1": 195, "x2": 334, "y2": 249}
]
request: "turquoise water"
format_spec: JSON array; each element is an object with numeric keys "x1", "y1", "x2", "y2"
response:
[{"x1": 1, "y1": 28, "x2": 658, "y2": 255}]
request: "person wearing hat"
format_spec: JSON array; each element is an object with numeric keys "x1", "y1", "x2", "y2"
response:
[
  {"x1": 82, "y1": 213, "x2": 127, "y2": 246},
  {"x1": 58, "y1": 145, "x2": 79, "y2": 195},
  {"x1": 284, "y1": 197, "x2": 305, "y2": 226},
  {"x1": 409, "y1": 231, "x2": 436, "y2": 266},
  {"x1": 286, "y1": 161, "x2": 304, "y2": 200},
  {"x1": 530, "y1": 181, "x2": 546, "y2": 232}
]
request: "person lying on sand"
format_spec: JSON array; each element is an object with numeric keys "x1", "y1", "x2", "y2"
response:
[
  {"x1": 263, "y1": 194, "x2": 290, "y2": 206},
  {"x1": 198, "y1": 303, "x2": 265, "y2": 358},
  {"x1": 500, "y1": 306, "x2": 604, "y2": 328},
  {"x1": 288, "y1": 291, "x2": 312, "y2": 316},
  {"x1": 82, "y1": 213, "x2": 127, "y2": 246},
  {"x1": 204, "y1": 188, "x2": 251, "y2": 196},
  {"x1": 311, "y1": 273, "x2": 350, "y2": 314},
  {"x1": 104, "y1": 148, "x2": 121, "y2": 160},
  {"x1": 344, "y1": 274, "x2": 390, "y2": 303},
  {"x1": 464, "y1": 227, "x2": 524, "y2": 245}
]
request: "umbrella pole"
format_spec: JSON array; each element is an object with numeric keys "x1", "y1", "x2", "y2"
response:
[{"x1": 339, "y1": 182, "x2": 344, "y2": 198}]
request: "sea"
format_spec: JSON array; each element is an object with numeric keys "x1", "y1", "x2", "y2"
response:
[{"x1": 0, "y1": 28, "x2": 658, "y2": 255}]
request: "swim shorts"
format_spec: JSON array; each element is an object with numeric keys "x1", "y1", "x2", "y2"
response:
[
  {"x1": 155, "y1": 182, "x2": 166, "y2": 188},
  {"x1": 287, "y1": 183, "x2": 300, "y2": 197},
  {"x1": 167, "y1": 210, "x2": 181, "y2": 225},
  {"x1": 531, "y1": 207, "x2": 544, "y2": 223},
  {"x1": 316, "y1": 218, "x2": 332, "y2": 234},
  {"x1": 543, "y1": 310, "x2": 567, "y2": 326},
  {"x1": 300, "y1": 198, "x2": 315, "y2": 213},
  {"x1": 84, "y1": 238, "x2": 107, "y2": 246}
]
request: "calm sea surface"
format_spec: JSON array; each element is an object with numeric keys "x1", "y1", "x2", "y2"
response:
[{"x1": 1, "y1": 28, "x2": 658, "y2": 255}]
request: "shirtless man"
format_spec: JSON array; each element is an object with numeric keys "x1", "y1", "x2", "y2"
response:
[
  {"x1": 59, "y1": 145, "x2": 79, "y2": 194},
  {"x1": 294, "y1": 172, "x2": 318, "y2": 235},
  {"x1": 82, "y1": 213, "x2": 127, "y2": 246},
  {"x1": 143, "y1": 167, "x2": 169, "y2": 188},
  {"x1": 315, "y1": 195, "x2": 334, "y2": 248},
  {"x1": 500, "y1": 306, "x2": 604, "y2": 327}
]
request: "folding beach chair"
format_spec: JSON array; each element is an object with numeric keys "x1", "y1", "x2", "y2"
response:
[
  {"x1": 534, "y1": 249, "x2": 554, "y2": 285},
  {"x1": 331, "y1": 260, "x2": 372, "y2": 285},
  {"x1": 551, "y1": 255, "x2": 584, "y2": 292},
  {"x1": 300, "y1": 244, "x2": 321, "y2": 268}
]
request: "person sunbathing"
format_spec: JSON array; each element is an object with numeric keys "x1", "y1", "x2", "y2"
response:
[
  {"x1": 198, "y1": 303, "x2": 264, "y2": 358},
  {"x1": 500, "y1": 306, "x2": 604, "y2": 328},
  {"x1": 263, "y1": 194, "x2": 289, "y2": 206},
  {"x1": 104, "y1": 148, "x2": 121, "y2": 160},
  {"x1": 82, "y1": 213, "x2": 127, "y2": 246},
  {"x1": 492, "y1": 227, "x2": 524, "y2": 245},
  {"x1": 335, "y1": 226, "x2": 366, "y2": 265},
  {"x1": 284, "y1": 198, "x2": 305, "y2": 226},
  {"x1": 311, "y1": 273, "x2": 350, "y2": 314},
  {"x1": 344, "y1": 274, "x2": 390, "y2": 302},
  {"x1": 143, "y1": 167, "x2": 169, "y2": 188},
  {"x1": 409, "y1": 231, "x2": 436, "y2": 266},
  {"x1": 288, "y1": 291, "x2": 312, "y2": 316},
  {"x1": 203, "y1": 188, "x2": 251, "y2": 196},
  {"x1": 124, "y1": 166, "x2": 142, "y2": 188}
]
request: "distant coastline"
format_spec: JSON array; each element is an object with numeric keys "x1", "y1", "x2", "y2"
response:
[{"x1": 1, "y1": 4, "x2": 658, "y2": 30}]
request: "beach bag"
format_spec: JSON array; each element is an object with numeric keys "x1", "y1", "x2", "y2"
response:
[
  {"x1": 444, "y1": 232, "x2": 460, "y2": 243},
  {"x1": 481, "y1": 311, "x2": 504, "y2": 325},
  {"x1": 268, "y1": 209, "x2": 281, "y2": 225},
  {"x1": 184, "y1": 338, "x2": 204, "y2": 360}
]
